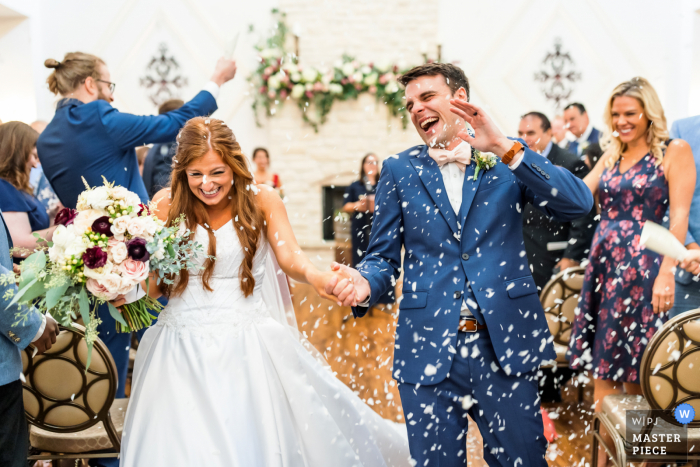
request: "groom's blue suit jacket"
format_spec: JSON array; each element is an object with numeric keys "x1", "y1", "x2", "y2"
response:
[{"x1": 354, "y1": 143, "x2": 593, "y2": 384}]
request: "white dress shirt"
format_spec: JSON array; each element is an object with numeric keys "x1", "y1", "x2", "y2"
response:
[{"x1": 573, "y1": 124, "x2": 594, "y2": 156}]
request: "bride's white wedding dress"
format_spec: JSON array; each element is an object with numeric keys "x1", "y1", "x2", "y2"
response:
[{"x1": 120, "y1": 221, "x2": 410, "y2": 466}]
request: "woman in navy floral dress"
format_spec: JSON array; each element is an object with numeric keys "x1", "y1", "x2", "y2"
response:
[{"x1": 568, "y1": 78, "x2": 694, "y2": 428}]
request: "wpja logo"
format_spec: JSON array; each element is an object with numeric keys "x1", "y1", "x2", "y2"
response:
[
  {"x1": 626, "y1": 409, "x2": 688, "y2": 461},
  {"x1": 674, "y1": 403, "x2": 695, "y2": 425}
]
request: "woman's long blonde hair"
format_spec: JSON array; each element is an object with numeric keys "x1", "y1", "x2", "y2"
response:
[
  {"x1": 164, "y1": 117, "x2": 264, "y2": 297},
  {"x1": 602, "y1": 77, "x2": 669, "y2": 169}
]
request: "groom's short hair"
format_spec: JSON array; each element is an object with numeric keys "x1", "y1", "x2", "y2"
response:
[{"x1": 398, "y1": 63, "x2": 470, "y2": 100}]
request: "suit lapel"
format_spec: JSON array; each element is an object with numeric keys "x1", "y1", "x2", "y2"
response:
[
  {"x1": 459, "y1": 147, "x2": 483, "y2": 233},
  {"x1": 409, "y1": 148, "x2": 460, "y2": 236}
]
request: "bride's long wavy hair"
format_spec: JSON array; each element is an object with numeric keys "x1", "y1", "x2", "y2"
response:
[{"x1": 164, "y1": 117, "x2": 264, "y2": 297}]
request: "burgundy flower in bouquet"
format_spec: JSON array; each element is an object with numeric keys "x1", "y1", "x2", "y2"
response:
[
  {"x1": 137, "y1": 204, "x2": 150, "y2": 216},
  {"x1": 127, "y1": 238, "x2": 150, "y2": 262},
  {"x1": 91, "y1": 216, "x2": 114, "y2": 237},
  {"x1": 82, "y1": 246, "x2": 108, "y2": 269},
  {"x1": 54, "y1": 207, "x2": 78, "y2": 226}
]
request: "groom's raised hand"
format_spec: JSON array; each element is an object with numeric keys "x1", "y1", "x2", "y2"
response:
[
  {"x1": 325, "y1": 262, "x2": 371, "y2": 307},
  {"x1": 449, "y1": 99, "x2": 517, "y2": 161}
]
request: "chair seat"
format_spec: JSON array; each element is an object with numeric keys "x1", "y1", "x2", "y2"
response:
[
  {"x1": 601, "y1": 394, "x2": 699, "y2": 454},
  {"x1": 30, "y1": 398, "x2": 128, "y2": 453}
]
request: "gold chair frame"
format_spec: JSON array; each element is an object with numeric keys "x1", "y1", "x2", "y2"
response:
[
  {"x1": 592, "y1": 308, "x2": 700, "y2": 466},
  {"x1": 22, "y1": 324, "x2": 122, "y2": 461}
]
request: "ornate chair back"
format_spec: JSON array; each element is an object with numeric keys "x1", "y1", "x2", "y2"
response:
[
  {"x1": 540, "y1": 266, "x2": 586, "y2": 347},
  {"x1": 21, "y1": 324, "x2": 121, "y2": 449},
  {"x1": 640, "y1": 308, "x2": 700, "y2": 427}
]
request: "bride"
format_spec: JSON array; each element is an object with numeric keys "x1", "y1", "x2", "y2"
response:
[{"x1": 118, "y1": 117, "x2": 410, "y2": 466}]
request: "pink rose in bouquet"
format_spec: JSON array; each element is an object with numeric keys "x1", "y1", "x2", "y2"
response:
[
  {"x1": 119, "y1": 258, "x2": 149, "y2": 283},
  {"x1": 86, "y1": 278, "x2": 119, "y2": 301}
]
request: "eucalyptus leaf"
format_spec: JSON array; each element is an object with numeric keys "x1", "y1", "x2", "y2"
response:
[
  {"x1": 18, "y1": 279, "x2": 46, "y2": 303},
  {"x1": 85, "y1": 340, "x2": 93, "y2": 372},
  {"x1": 107, "y1": 302, "x2": 128, "y2": 327},
  {"x1": 46, "y1": 283, "x2": 70, "y2": 309},
  {"x1": 78, "y1": 287, "x2": 90, "y2": 325},
  {"x1": 8, "y1": 277, "x2": 38, "y2": 307}
]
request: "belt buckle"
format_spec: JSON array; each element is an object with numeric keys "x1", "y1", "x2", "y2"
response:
[{"x1": 460, "y1": 317, "x2": 478, "y2": 333}]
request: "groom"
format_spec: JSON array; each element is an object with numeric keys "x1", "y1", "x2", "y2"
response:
[{"x1": 327, "y1": 63, "x2": 593, "y2": 466}]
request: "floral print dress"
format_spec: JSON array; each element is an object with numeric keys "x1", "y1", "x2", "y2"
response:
[{"x1": 568, "y1": 152, "x2": 669, "y2": 384}]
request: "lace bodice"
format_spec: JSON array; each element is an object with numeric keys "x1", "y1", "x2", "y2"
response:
[{"x1": 157, "y1": 220, "x2": 271, "y2": 339}]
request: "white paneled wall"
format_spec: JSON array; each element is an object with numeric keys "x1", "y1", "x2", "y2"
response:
[{"x1": 1, "y1": 0, "x2": 699, "y2": 256}]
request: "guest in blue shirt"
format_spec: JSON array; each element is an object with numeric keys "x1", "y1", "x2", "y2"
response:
[
  {"x1": 0, "y1": 122, "x2": 57, "y2": 263},
  {"x1": 142, "y1": 99, "x2": 184, "y2": 199},
  {"x1": 670, "y1": 115, "x2": 700, "y2": 317},
  {"x1": 36, "y1": 52, "x2": 238, "y2": 449}
]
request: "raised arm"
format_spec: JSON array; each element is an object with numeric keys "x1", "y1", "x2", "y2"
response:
[
  {"x1": 100, "y1": 58, "x2": 237, "y2": 150},
  {"x1": 257, "y1": 185, "x2": 344, "y2": 301}
]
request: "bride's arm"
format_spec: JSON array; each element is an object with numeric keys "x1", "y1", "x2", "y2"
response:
[{"x1": 257, "y1": 185, "x2": 345, "y2": 301}]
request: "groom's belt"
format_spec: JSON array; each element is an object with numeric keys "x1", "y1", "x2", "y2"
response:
[{"x1": 458, "y1": 317, "x2": 487, "y2": 333}]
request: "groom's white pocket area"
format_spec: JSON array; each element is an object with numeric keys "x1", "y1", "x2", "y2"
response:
[
  {"x1": 398, "y1": 290, "x2": 428, "y2": 309},
  {"x1": 504, "y1": 276, "x2": 538, "y2": 298}
]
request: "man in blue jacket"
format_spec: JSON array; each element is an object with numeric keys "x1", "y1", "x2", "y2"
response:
[
  {"x1": 0, "y1": 210, "x2": 59, "y2": 467},
  {"x1": 327, "y1": 63, "x2": 593, "y2": 466},
  {"x1": 36, "y1": 52, "x2": 237, "y2": 413},
  {"x1": 670, "y1": 115, "x2": 700, "y2": 317}
]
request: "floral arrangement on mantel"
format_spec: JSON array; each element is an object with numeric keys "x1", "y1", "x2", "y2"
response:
[{"x1": 248, "y1": 9, "x2": 421, "y2": 132}]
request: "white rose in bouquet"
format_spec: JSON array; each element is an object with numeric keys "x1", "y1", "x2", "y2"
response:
[
  {"x1": 111, "y1": 216, "x2": 130, "y2": 240},
  {"x1": 108, "y1": 239, "x2": 128, "y2": 264},
  {"x1": 64, "y1": 236, "x2": 90, "y2": 259},
  {"x1": 126, "y1": 217, "x2": 148, "y2": 237},
  {"x1": 342, "y1": 62, "x2": 355, "y2": 77},
  {"x1": 73, "y1": 209, "x2": 105, "y2": 232},
  {"x1": 84, "y1": 186, "x2": 112, "y2": 210},
  {"x1": 83, "y1": 260, "x2": 115, "y2": 280},
  {"x1": 49, "y1": 224, "x2": 78, "y2": 262}
]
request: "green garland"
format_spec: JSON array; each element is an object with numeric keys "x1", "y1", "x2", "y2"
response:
[{"x1": 248, "y1": 9, "x2": 419, "y2": 132}]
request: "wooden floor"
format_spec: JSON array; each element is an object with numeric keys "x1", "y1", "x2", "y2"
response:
[{"x1": 290, "y1": 281, "x2": 597, "y2": 467}]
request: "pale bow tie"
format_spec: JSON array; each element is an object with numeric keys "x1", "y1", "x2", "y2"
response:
[{"x1": 427, "y1": 143, "x2": 472, "y2": 172}]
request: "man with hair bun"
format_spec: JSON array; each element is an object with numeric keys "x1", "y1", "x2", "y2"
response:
[{"x1": 36, "y1": 53, "x2": 237, "y2": 455}]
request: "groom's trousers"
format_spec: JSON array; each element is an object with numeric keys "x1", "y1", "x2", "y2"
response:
[{"x1": 398, "y1": 330, "x2": 548, "y2": 467}]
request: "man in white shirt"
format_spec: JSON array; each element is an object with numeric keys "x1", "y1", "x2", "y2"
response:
[{"x1": 563, "y1": 102, "x2": 602, "y2": 158}]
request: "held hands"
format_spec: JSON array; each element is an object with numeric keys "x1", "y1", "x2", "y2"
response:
[
  {"x1": 679, "y1": 249, "x2": 700, "y2": 276},
  {"x1": 449, "y1": 99, "x2": 514, "y2": 159},
  {"x1": 324, "y1": 262, "x2": 371, "y2": 307},
  {"x1": 211, "y1": 57, "x2": 237, "y2": 87}
]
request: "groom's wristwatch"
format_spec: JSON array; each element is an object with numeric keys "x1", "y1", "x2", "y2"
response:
[{"x1": 501, "y1": 141, "x2": 524, "y2": 165}]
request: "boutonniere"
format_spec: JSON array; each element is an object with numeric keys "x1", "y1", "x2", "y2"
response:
[{"x1": 472, "y1": 149, "x2": 499, "y2": 181}]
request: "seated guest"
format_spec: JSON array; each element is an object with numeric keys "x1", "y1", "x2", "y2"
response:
[
  {"x1": 252, "y1": 147, "x2": 284, "y2": 197},
  {"x1": 36, "y1": 50, "x2": 237, "y2": 434},
  {"x1": 0, "y1": 210, "x2": 59, "y2": 467},
  {"x1": 517, "y1": 112, "x2": 595, "y2": 290},
  {"x1": 669, "y1": 114, "x2": 700, "y2": 318},
  {"x1": 564, "y1": 102, "x2": 602, "y2": 158},
  {"x1": 142, "y1": 99, "x2": 184, "y2": 198},
  {"x1": 0, "y1": 122, "x2": 57, "y2": 261}
]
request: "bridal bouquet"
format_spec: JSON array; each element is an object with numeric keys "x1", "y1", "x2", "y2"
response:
[{"x1": 1, "y1": 178, "x2": 204, "y2": 366}]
